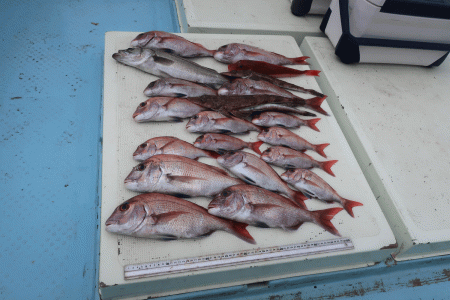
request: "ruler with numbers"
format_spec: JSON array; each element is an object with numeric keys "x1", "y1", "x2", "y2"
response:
[{"x1": 124, "y1": 237, "x2": 353, "y2": 280}]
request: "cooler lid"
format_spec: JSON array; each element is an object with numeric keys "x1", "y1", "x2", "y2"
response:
[{"x1": 376, "y1": 0, "x2": 450, "y2": 20}]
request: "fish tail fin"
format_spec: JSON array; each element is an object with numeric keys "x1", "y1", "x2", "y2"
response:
[
  {"x1": 250, "y1": 141, "x2": 264, "y2": 155},
  {"x1": 314, "y1": 143, "x2": 329, "y2": 158},
  {"x1": 292, "y1": 191, "x2": 309, "y2": 209},
  {"x1": 305, "y1": 96, "x2": 329, "y2": 116},
  {"x1": 305, "y1": 70, "x2": 321, "y2": 76},
  {"x1": 227, "y1": 221, "x2": 256, "y2": 244},
  {"x1": 312, "y1": 207, "x2": 343, "y2": 236},
  {"x1": 319, "y1": 160, "x2": 338, "y2": 177},
  {"x1": 204, "y1": 150, "x2": 221, "y2": 159},
  {"x1": 342, "y1": 198, "x2": 363, "y2": 218},
  {"x1": 306, "y1": 118, "x2": 321, "y2": 132},
  {"x1": 291, "y1": 56, "x2": 310, "y2": 65}
]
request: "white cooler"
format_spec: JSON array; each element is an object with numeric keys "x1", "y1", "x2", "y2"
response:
[
  {"x1": 320, "y1": 0, "x2": 450, "y2": 66},
  {"x1": 291, "y1": 0, "x2": 332, "y2": 16}
]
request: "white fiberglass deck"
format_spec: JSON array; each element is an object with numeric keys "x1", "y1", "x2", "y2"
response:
[
  {"x1": 175, "y1": 0, "x2": 325, "y2": 43},
  {"x1": 99, "y1": 32, "x2": 395, "y2": 299},
  {"x1": 300, "y1": 37, "x2": 450, "y2": 261}
]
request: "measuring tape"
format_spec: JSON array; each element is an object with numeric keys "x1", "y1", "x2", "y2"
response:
[{"x1": 124, "y1": 237, "x2": 353, "y2": 280}]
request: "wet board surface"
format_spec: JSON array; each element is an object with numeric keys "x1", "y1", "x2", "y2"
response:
[
  {"x1": 300, "y1": 37, "x2": 450, "y2": 261},
  {"x1": 99, "y1": 32, "x2": 395, "y2": 300},
  {"x1": 175, "y1": 0, "x2": 325, "y2": 43}
]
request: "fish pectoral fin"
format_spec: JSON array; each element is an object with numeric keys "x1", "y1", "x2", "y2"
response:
[
  {"x1": 166, "y1": 174, "x2": 206, "y2": 183},
  {"x1": 242, "y1": 175, "x2": 256, "y2": 184},
  {"x1": 301, "y1": 189, "x2": 315, "y2": 199},
  {"x1": 152, "y1": 211, "x2": 188, "y2": 224},
  {"x1": 153, "y1": 55, "x2": 175, "y2": 66},
  {"x1": 243, "y1": 163, "x2": 268, "y2": 176},
  {"x1": 254, "y1": 222, "x2": 271, "y2": 228},
  {"x1": 174, "y1": 93, "x2": 188, "y2": 98},
  {"x1": 159, "y1": 48, "x2": 176, "y2": 54},
  {"x1": 207, "y1": 165, "x2": 229, "y2": 176},
  {"x1": 158, "y1": 234, "x2": 179, "y2": 241},
  {"x1": 242, "y1": 49, "x2": 262, "y2": 57},
  {"x1": 249, "y1": 203, "x2": 283, "y2": 215}
]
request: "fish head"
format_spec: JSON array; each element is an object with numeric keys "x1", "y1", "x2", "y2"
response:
[
  {"x1": 217, "y1": 82, "x2": 233, "y2": 95},
  {"x1": 257, "y1": 127, "x2": 279, "y2": 142},
  {"x1": 133, "y1": 140, "x2": 158, "y2": 161},
  {"x1": 194, "y1": 134, "x2": 215, "y2": 148},
  {"x1": 130, "y1": 31, "x2": 158, "y2": 48},
  {"x1": 280, "y1": 169, "x2": 304, "y2": 184},
  {"x1": 252, "y1": 112, "x2": 274, "y2": 126},
  {"x1": 124, "y1": 161, "x2": 163, "y2": 191},
  {"x1": 112, "y1": 48, "x2": 153, "y2": 67},
  {"x1": 208, "y1": 187, "x2": 246, "y2": 219},
  {"x1": 217, "y1": 151, "x2": 245, "y2": 168},
  {"x1": 260, "y1": 147, "x2": 282, "y2": 163},
  {"x1": 133, "y1": 99, "x2": 161, "y2": 122},
  {"x1": 185, "y1": 113, "x2": 210, "y2": 132},
  {"x1": 105, "y1": 198, "x2": 148, "y2": 235},
  {"x1": 214, "y1": 44, "x2": 241, "y2": 63},
  {"x1": 143, "y1": 79, "x2": 165, "y2": 97}
]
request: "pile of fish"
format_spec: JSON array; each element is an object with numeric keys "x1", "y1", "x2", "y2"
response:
[{"x1": 106, "y1": 31, "x2": 363, "y2": 245}]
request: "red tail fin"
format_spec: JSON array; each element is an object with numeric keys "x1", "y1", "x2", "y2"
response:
[
  {"x1": 205, "y1": 150, "x2": 221, "y2": 159},
  {"x1": 250, "y1": 141, "x2": 264, "y2": 155},
  {"x1": 305, "y1": 70, "x2": 320, "y2": 76},
  {"x1": 314, "y1": 143, "x2": 329, "y2": 158},
  {"x1": 342, "y1": 199, "x2": 363, "y2": 218},
  {"x1": 320, "y1": 160, "x2": 338, "y2": 177},
  {"x1": 312, "y1": 207, "x2": 343, "y2": 236},
  {"x1": 291, "y1": 56, "x2": 310, "y2": 65},
  {"x1": 305, "y1": 96, "x2": 329, "y2": 116},
  {"x1": 228, "y1": 221, "x2": 256, "y2": 244},
  {"x1": 292, "y1": 191, "x2": 308, "y2": 209},
  {"x1": 306, "y1": 118, "x2": 321, "y2": 132}
]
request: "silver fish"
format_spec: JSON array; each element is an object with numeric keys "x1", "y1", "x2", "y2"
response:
[
  {"x1": 208, "y1": 184, "x2": 342, "y2": 235},
  {"x1": 133, "y1": 136, "x2": 219, "y2": 161},
  {"x1": 252, "y1": 112, "x2": 321, "y2": 131},
  {"x1": 261, "y1": 146, "x2": 338, "y2": 177},
  {"x1": 124, "y1": 154, "x2": 244, "y2": 198},
  {"x1": 186, "y1": 111, "x2": 262, "y2": 134},
  {"x1": 112, "y1": 48, "x2": 228, "y2": 88},
  {"x1": 214, "y1": 43, "x2": 308, "y2": 65},
  {"x1": 217, "y1": 151, "x2": 308, "y2": 208},
  {"x1": 132, "y1": 97, "x2": 206, "y2": 122},
  {"x1": 143, "y1": 78, "x2": 217, "y2": 98},
  {"x1": 257, "y1": 127, "x2": 329, "y2": 158},
  {"x1": 130, "y1": 31, "x2": 215, "y2": 57},
  {"x1": 281, "y1": 169, "x2": 363, "y2": 217},
  {"x1": 106, "y1": 193, "x2": 255, "y2": 244},
  {"x1": 194, "y1": 133, "x2": 264, "y2": 155}
]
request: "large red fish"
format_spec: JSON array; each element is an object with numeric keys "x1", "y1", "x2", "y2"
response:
[
  {"x1": 106, "y1": 193, "x2": 255, "y2": 244},
  {"x1": 130, "y1": 31, "x2": 215, "y2": 57},
  {"x1": 214, "y1": 43, "x2": 309, "y2": 65},
  {"x1": 228, "y1": 60, "x2": 320, "y2": 78}
]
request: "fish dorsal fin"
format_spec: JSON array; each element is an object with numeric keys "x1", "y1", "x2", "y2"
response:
[
  {"x1": 153, "y1": 55, "x2": 174, "y2": 66},
  {"x1": 151, "y1": 211, "x2": 188, "y2": 224}
]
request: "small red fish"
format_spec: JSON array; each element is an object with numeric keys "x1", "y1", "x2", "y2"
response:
[{"x1": 228, "y1": 60, "x2": 321, "y2": 78}]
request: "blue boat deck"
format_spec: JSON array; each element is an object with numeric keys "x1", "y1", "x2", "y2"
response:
[{"x1": 0, "y1": 0, "x2": 449, "y2": 299}]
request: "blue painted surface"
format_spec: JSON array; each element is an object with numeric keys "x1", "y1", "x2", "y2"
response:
[
  {"x1": 1, "y1": 0, "x2": 450, "y2": 299},
  {"x1": 0, "y1": 1, "x2": 178, "y2": 299}
]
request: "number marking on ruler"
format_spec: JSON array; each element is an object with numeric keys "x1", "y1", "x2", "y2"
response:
[{"x1": 124, "y1": 237, "x2": 353, "y2": 280}]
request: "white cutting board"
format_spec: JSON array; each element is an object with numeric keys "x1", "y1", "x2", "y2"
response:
[{"x1": 99, "y1": 32, "x2": 395, "y2": 300}]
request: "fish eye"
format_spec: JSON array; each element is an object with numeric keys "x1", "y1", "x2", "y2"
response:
[
  {"x1": 119, "y1": 203, "x2": 130, "y2": 211},
  {"x1": 193, "y1": 115, "x2": 198, "y2": 119},
  {"x1": 221, "y1": 190, "x2": 231, "y2": 197},
  {"x1": 137, "y1": 164, "x2": 146, "y2": 171},
  {"x1": 263, "y1": 128, "x2": 269, "y2": 133},
  {"x1": 140, "y1": 143, "x2": 147, "y2": 148},
  {"x1": 139, "y1": 102, "x2": 146, "y2": 107}
]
